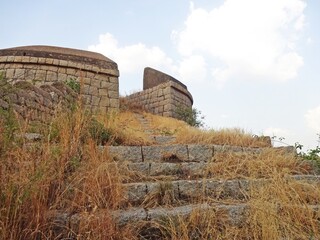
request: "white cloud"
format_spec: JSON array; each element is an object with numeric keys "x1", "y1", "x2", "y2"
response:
[
  {"x1": 264, "y1": 127, "x2": 290, "y2": 138},
  {"x1": 88, "y1": 33, "x2": 210, "y2": 86},
  {"x1": 175, "y1": 0, "x2": 306, "y2": 86},
  {"x1": 88, "y1": 33, "x2": 175, "y2": 74},
  {"x1": 305, "y1": 106, "x2": 320, "y2": 133},
  {"x1": 178, "y1": 55, "x2": 207, "y2": 83},
  {"x1": 264, "y1": 127, "x2": 294, "y2": 146}
]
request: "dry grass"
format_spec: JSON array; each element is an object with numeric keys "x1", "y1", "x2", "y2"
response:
[
  {"x1": 175, "y1": 128, "x2": 271, "y2": 148},
  {"x1": 0, "y1": 103, "x2": 138, "y2": 239},
  {"x1": 140, "y1": 149, "x2": 320, "y2": 239},
  {"x1": 1, "y1": 104, "x2": 319, "y2": 239},
  {"x1": 145, "y1": 112, "x2": 271, "y2": 147},
  {"x1": 96, "y1": 110, "x2": 152, "y2": 146},
  {"x1": 206, "y1": 148, "x2": 314, "y2": 180}
]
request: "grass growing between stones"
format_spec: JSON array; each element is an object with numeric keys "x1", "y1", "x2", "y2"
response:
[
  {"x1": 1, "y1": 104, "x2": 320, "y2": 239},
  {"x1": 0, "y1": 103, "x2": 137, "y2": 239},
  {"x1": 137, "y1": 149, "x2": 320, "y2": 239}
]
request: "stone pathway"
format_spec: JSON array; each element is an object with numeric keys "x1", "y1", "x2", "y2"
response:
[
  {"x1": 134, "y1": 113, "x2": 176, "y2": 145},
  {"x1": 51, "y1": 115, "x2": 320, "y2": 238}
]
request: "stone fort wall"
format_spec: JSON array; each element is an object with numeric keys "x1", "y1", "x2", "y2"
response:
[
  {"x1": 124, "y1": 67, "x2": 193, "y2": 118},
  {"x1": 0, "y1": 46, "x2": 119, "y2": 114},
  {"x1": 0, "y1": 46, "x2": 193, "y2": 121}
]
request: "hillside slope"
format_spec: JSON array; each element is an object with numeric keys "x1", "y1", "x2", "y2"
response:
[{"x1": 0, "y1": 105, "x2": 319, "y2": 240}]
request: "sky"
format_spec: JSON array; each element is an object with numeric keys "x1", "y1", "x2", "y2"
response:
[{"x1": 1, "y1": 0, "x2": 320, "y2": 150}]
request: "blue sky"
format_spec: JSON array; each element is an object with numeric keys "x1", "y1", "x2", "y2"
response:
[{"x1": 1, "y1": 0, "x2": 320, "y2": 150}]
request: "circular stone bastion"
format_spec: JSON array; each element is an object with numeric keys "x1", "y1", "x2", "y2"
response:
[{"x1": 0, "y1": 45, "x2": 119, "y2": 113}]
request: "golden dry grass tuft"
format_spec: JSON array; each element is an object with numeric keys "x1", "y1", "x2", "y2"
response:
[
  {"x1": 145, "y1": 112, "x2": 271, "y2": 147},
  {"x1": 96, "y1": 110, "x2": 152, "y2": 146},
  {"x1": 206, "y1": 148, "x2": 313, "y2": 179}
]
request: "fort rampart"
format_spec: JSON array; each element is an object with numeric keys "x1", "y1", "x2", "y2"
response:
[
  {"x1": 0, "y1": 46, "x2": 193, "y2": 121},
  {"x1": 124, "y1": 67, "x2": 193, "y2": 118},
  {"x1": 0, "y1": 46, "x2": 119, "y2": 114}
]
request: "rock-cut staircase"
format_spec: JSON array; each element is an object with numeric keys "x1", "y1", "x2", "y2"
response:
[{"x1": 53, "y1": 114, "x2": 320, "y2": 239}]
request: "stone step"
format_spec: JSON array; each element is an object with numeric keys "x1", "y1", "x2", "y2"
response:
[
  {"x1": 112, "y1": 203, "x2": 248, "y2": 228},
  {"x1": 54, "y1": 203, "x2": 320, "y2": 236},
  {"x1": 127, "y1": 161, "x2": 207, "y2": 179},
  {"x1": 107, "y1": 144, "x2": 296, "y2": 163},
  {"x1": 123, "y1": 175, "x2": 320, "y2": 206},
  {"x1": 152, "y1": 135, "x2": 176, "y2": 145}
]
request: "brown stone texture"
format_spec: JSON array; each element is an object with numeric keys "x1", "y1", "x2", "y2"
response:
[
  {"x1": 0, "y1": 45, "x2": 119, "y2": 114},
  {"x1": 0, "y1": 81, "x2": 77, "y2": 122}
]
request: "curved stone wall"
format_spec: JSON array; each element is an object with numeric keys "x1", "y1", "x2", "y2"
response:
[
  {"x1": 125, "y1": 67, "x2": 193, "y2": 118},
  {"x1": 0, "y1": 45, "x2": 119, "y2": 113}
]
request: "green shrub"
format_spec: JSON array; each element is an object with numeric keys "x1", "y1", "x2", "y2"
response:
[
  {"x1": 296, "y1": 136, "x2": 320, "y2": 171},
  {"x1": 88, "y1": 118, "x2": 112, "y2": 145},
  {"x1": 65, "y1": 78, "x2": 80, "y2": 94},
  {"x1": 175, "y1": 105, "x2": 205, "y2": 128}
]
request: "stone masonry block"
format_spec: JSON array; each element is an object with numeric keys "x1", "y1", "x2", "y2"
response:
[
  {"x1": 109, "y1": 77, "x2": 118, "y2": 83},
  {"x1": 89, "y1": 86, "x2": 98, "y2": 95},
  {"x1": 109, "y1": 99, "x2": 119, "y2": 108},
  {"x1": 13, "y1": 56, "x2": 22, "y2": 62},
  {"x1": 67, "y1": 61, "x2": 78, "y2": 68},
  {"x1": 91, "y1": 96, "x2": 100, "y2": 106},
  {"x1": 112, "y1": 208, "x2": 147, "y2": 227},
  {"x1": 99, "y1": 96, "x2": 109, "y2": 107},
  {"x1": 38, "y1": 58, "x2": 46, "y2": 64},
  {"x1": 84, "y1": 64, "x2": 93, "y2": 71},
  {"x1": 180, "y1": 162, "x2": 207, "y2": 178},
  {"x1": 125, "y1": 183, "x2": 147, "y2": 204},
  {"x1": 76, "y1": 63, "x2": 85, "y2": 70},
  {"x1": 86, "y1": 71, "x2": 95, "y2": 78},
  {"x1": 66, "y1": 68, "x2": 76, "y2": 75},
  {"x1": 14, "y1": 69, "x2": 25, "y2": 78},
  {"x1": 59, "y1": 60, "x2": 68, "y2": 66},
  {"x1": 30, "y1": 57, "x2": 38, "y2": 63},
  {"x1": 57, "y1": 73, "x2": 67, "y2": 82},
  {"x1": 108, "y1": 146, "x2": 143, "y2": 162},
  {"x1": 98, "y1": 88, "x2": 108, "y2": 96},
  {"x1": 188, "y1": 145, "x2": 214, "y2": 162},
  {"x1": 91, "y1": 79, "x2": 101, "y2": 88},
  {"x1": 142, "y1": 145, "x2": 188, "y2": 162},
  {"x1": 149, "y1": 162, "x2": 181, "y2": 176},
  {"x1": 101, "y1": 81, "x2": 111, "y2": 88},
  {"x1": 21, "y1": 56, "x2": 30, "y2": 63},
  {"x1": 178, "y1": 179, "x2": 206, "y2": 200},
  {"x1": 7, "y1": 56, "x2": 14, "y2": 62},
  {"x1": 46, "y1": 71, "x2": 58, "y2": 82},
  {"x1": 81, "y1": 85, "x2": 90, "y2": 95},
  {"x1": 52, "y1": 59, "x2": 60, "y2": 65},
  {"x1": 45, "y1": 58, "x2": 54, "y2": 64},
  {"x1": 0, "y1": 56, "x2": 7, "y2": 62},
  {"x1": 108, "y1": 91, "x2": 118, "y2": 99},
  {"x1": 127, "y1": 162, "x2": 150, "y2": 175},
  {"x1": 5, "y1": 69, "x2": 14, "y2": 79}
]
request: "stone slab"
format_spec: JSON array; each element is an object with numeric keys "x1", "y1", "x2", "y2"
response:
[
  {"x1": 142, "y1": 145, "x2": 188, "y2": 162},
  {"x1": 108, "y1": 146, "x2": 143, "y2": 162},
  {"x1": 188, "y1": 144, "x2": 214, "y2": 162}
]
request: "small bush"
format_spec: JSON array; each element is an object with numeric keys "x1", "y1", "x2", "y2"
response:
[
  {"x1": 65, "y1": 78, "x2": 80, "y2": 94},
  {"x1": 88, "y1": 118, "x2": 113, "y2": 145},
  {"x1": 175, "y1": 105, "x2": 205, "y2": 128}
]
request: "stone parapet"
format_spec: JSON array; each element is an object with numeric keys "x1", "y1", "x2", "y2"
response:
[
  {"x1": 124, "y1": 68, "x2": 193, "y2": 118},
  {"x1": 0, "y1": 45, "x2": 119, "y2": 113}
]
